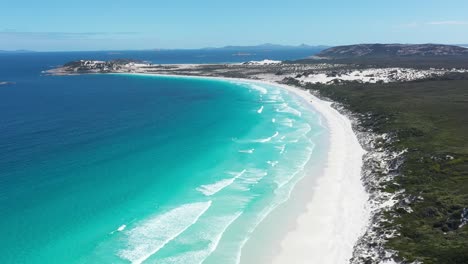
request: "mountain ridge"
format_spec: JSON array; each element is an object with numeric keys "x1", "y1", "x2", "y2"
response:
[{"x1": 314, "y1": 44, "x2": 468, "y2": 59}]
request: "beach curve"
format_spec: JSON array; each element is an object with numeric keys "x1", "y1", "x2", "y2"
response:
[{"x1": 120, "y1": 72, "x2": 370, "y2": 264}]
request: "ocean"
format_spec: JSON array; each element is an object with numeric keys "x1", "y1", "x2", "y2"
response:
[{"x1": 0, "y1": 49, "x2": 327, "y2": 263}]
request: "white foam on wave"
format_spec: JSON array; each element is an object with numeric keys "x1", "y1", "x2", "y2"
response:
[
  {"x1": 272, "y1": 118, "x2": 276, "y2": 123},
  {"x1": 276, "y1": 103, "x2": 302, "y2": 117},
  {"x1": 197, "y1": 170, "x2": 247, "y2": 196},
  {"x1": 267, "y1": 161, "x2": 279, "y2": 167},
  {"x1": 274, "y1": 144, "x2": 315, "y2": 188},
  {"x1": 197, "y1": 179, "x2": 235, "y2": 196},
  {"x1": 275, "y1": 144, "x2": 286, "y2": 154},
  {"x1": 234, "y1": 163, "x2": 312, "y2": 264},
  {"x1": 231, "y1": 132, "x2": 316, "y2": 263},
  {"x1": 156, "y1": 212, "x2": 243, "y2": 264},
  {"x1": 279, "y1": 123, "x2": 312, "y2": 143},
  {"x1": 110, "y1": 224, "x2": 128, "y2": 234},
  {"x1": 238, "y1": 149, "x2": 255, "y2": 154},
  {"x1": 253, "y1": 131, "x2": 279, "y2": 143},
  {"x1": 257, "y1": 106, "x2": 264, "y2": 114},
  {"x1": 118, "y1": 201, "x2": 212, "y2": 264},
  {"x1": 279, "y1": 118, "x2": 294, "y2": 127},
  {"x1": 267, "y1": 94, "x2": 283, "y2": 102},
  {"x1": 233, "y1": 141, "x2": 317, "y2": 263},
  {"x1": 269, "y1": 89, "x2": 281, "y2": 95},
  {"x1": 235, "y1": 168, "x2": 268, "y2": 190},
  {"x1": 249, "y1": 84, "x2": 268, "y2": 94},
  {"x1": 262, "y1": 93, "x2": 284, "y2": 103},
  {"x1": 226, "y1": 169, "x2": 248, "y2": 178},
  {"x1": 233, "y1": 131, "x2": 279, "y2": 144}
]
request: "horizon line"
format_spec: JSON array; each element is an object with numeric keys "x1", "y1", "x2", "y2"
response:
[{"x1": 1, "y1": 43, "x2": 468, "y2": 53}]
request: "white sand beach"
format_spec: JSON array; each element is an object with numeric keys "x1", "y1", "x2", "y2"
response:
[
  {"x1": 126, "y1": 73, "x2": 370, "y2": 264},
  {"x1": 268, "y1": 81, "x2": 370, "y2": 264}
]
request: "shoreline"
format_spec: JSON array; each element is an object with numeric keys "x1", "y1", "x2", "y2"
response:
[{"x1": 120, "y1": 72, "x2": 371, "y2": 263}]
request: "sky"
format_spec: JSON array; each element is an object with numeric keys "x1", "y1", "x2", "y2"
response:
[{"x1": 1, "y1": 0, "x2": 468, "y2": 51}]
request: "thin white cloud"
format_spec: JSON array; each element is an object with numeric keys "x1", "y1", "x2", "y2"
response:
[
  {"x1": 397, "y1": 20, "x2": 468, "y2": 29},
  {"x1": 427, "y1": 21, "x2": 468, "y2": 25}
]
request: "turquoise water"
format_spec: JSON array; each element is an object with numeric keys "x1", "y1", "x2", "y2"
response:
[{"x1": 0, "y1": 72, "x2": 325, "y2": 263}]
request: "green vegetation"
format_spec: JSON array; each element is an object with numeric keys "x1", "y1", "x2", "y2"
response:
[{"x1": 289, "y1": 78, "x2": 468, "y2": 263}]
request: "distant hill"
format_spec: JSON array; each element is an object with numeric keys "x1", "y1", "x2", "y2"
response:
[
  {"x1": 314, "y1": 44, "x2": 468, "y2": 59},
  {"x1": 203, "y1": 43, "x2": 329, "y2": 51}
]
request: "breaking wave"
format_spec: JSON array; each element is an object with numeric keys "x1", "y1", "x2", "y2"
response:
[
  {"x1": 253, "y1": 131, "x2": 279, "y2": 143},
  {"x1": 156, "y1": 212, "x2": 243, "y2": 264},
  {"x1": 276, "y1": 103, "x2": 302, "y2": 117},
  {"x1": 118, "y1": 201, "x2": 212, "y2": 264},
  {"x1": 197, "y1": 170, "x2": 247, "y2": 196},
  {"x1": 249, "y1": 84, "x2": 268, "y2": 94}
]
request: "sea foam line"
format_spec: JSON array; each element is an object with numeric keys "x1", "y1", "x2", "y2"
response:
[
  {"x1": 197, "y1": 170, "x2": 247, "y2": 196},
  {"x1": 276, "y1": 103, "x2": 302, "y2": 117},
  {"x1": 157, "y1": 212, "x2": 243, "y2": 264},
  {"x1": 249, "y1": 84, "x2": 268, "y2": 94},
  {"x1": 201, "y1": 212, "x2": 243, "y2": 262},
  {"x1": 253, "y1": 131, "x2": 279, "y2": 143},
  {"x1": 274, "y1": 144, "x2": 315, "y2": 189},
  {"x1": 275, "y1": 144, "x2": 286, "y2": 154},
  {"x1": 278, "y1": 123, "x2": 312, "y2": 143},
  {"x1": 234, "y1": 168, "x2": 269, "y2": 191},
  {"x1": 267, "y1": 160, "x2": 279, "y2": 167},
  {"x1": 234, "y1": 155, "x2": 314, "y2": 264},
  {"x1": 279, "y1": 118, "x2": 294, "y2": 127},
  {"x1": 110, "y1": 224, "x2": 127, "y2": 235},
  {"x1": 118, "y1": 201, "x2": 212, "y2": 264}
]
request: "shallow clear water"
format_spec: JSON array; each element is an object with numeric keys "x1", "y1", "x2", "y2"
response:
[{"x1": 0, "y1": 53, "x2": 326, "y2": 263}]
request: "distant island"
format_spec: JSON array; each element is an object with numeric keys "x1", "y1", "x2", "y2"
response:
[{"x1": 203, "y1": 43, "x2": 329, "y2": 51}]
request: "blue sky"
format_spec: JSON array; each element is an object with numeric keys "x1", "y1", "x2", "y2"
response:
[{"x1": 1, "y1": 0, "x2": 468, "y2": 51}]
